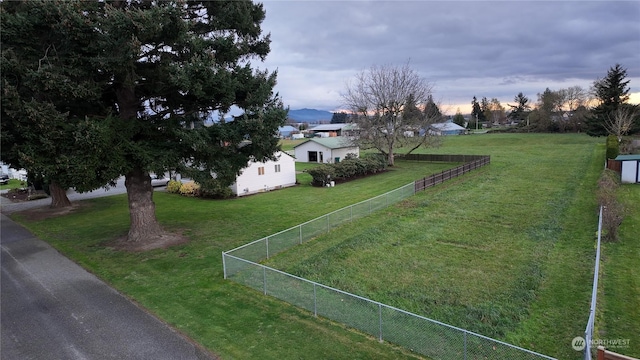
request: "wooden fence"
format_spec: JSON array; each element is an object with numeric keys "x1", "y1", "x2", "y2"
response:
[
  {"x1": 399, "y1": 154, "x2": 491, "y2": 192},
  {"x1": 606, "y1": 159, "x2": 622, "y2": 173},
  {"x1": 597, "y1": 346, "x2": 638, "y2": 360}
]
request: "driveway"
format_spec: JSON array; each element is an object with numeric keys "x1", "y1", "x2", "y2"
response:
[{"x1": 1, "y1": 187, "x2": 217, "y2": 359}]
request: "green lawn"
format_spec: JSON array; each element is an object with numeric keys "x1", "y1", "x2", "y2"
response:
[
  {"x1": 0, "y1": 178, "x2": 26, "y2": 190},
  {"x1": 598, "y1": 184, "x2": 640, "y2": 358},
  {"x1": 10, "y1": 157, "x2": 454, "y2": 360},
  {"x1": 10, "y1": 133, "x2": 635, "y2": 360}
]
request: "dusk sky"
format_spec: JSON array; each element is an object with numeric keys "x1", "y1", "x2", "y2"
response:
[{"x1": 254, "y1": 0, "x2": 640, "y2": 115}]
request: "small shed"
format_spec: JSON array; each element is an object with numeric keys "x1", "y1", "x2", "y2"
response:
[
  {"x1": 230, "y1": 151, "x2": 297, "y2": 196},
  {"x1": 615, "y1": 154, "x2": 640, "y2": 184},
  {"x1": 293, "y1": 137, "x2": 359, "y2": 163}
]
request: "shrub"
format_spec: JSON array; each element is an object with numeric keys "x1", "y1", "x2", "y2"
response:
[
  {"x1": 306, "y1": 165, "x2": 336, "y2": 186},
  {"x1": 198, "y1": 179, "x2": 234, "y2": 199},
  {"x1": 606, "y1": 134, "x2": 619, "y2": 159},
  {"x1": 166, "y1": 180, "x2": 182, "y2": 194},
  {"x1": 179, "y1": 181, "x2": 200, "y2": 197},
  {"x1": 305, "y1": 154, "x2": 387, "y2": 186},
  {"x1": 597, "y1": 169, "x2": 623, "y2": 242}
]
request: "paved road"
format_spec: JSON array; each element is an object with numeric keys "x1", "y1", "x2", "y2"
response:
[{"x1": 1, "y1": 209, "x2": 216, "y2": 359}]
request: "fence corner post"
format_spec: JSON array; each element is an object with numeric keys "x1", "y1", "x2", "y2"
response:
[{"x1": 222, "y1": 252, "x2": 227, "y2": 279}]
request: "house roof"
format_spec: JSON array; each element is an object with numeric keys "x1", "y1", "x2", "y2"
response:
[
  {"x1": 293, "y1": 136, "x2": 356, "y2": 149},
  {"x1": 430, "y1": 122, "x2": 466, "y2": 131},
  {"x1": 615, "y1": 154, "x2": 640, "y2": 161},
  {"x1": 278, "y1": 125, "x2": 297, "y2": 132},
  {"x1": 309, "y1": 124, "x2": 348, "y2": 131}
]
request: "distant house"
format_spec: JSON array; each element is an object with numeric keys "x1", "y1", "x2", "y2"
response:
[
  {"x1": 278, "y1": 125, "x2": 297, "y2": 138},
  {"x1": 308, "y1": 123, "x2": 349, "y2": 137},
  {"x1": 615, "y1": 154, "x2": 640, "y2": 184},
  {"x1": 293, "y1": 137, "x2": 359, "y2": 163},
  {"x1": 429, "y1": 121, "x2": 467, "y2": 135},
  {"x1": 0, "y1": 161, "x2": 27, "y2": 180},
  {"x1": 230, "y1": 151, "x2": 297, "y2": 196}
]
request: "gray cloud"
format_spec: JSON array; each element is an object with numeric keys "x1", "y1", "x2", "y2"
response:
[{"x1": 258, "y1": 0, "x2": 640, "y2": 113}]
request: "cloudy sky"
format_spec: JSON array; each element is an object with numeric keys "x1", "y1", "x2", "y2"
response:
[{"x1": 254, "y1": 0, "x2": 640, "y2": 115}]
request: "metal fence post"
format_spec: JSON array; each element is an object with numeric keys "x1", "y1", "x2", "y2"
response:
[
  {"x1": 222, "y1": 252, "x2": 227, "y2": 279},
  {"x1": 378, "y1": 304, "x2": 383, "y2": 342},
  {"x1": 313, "y1": 283, "x2": 317, "y2": 317},
  {"x1": 263, "y1": 267, "x2": 267, "y2": 295},
  {"x1": 266, "y1": 237, "x2": 270, "y2": 259},
  {"x1": 464, "y1": 331, "x2": 468, "y2": 360}
]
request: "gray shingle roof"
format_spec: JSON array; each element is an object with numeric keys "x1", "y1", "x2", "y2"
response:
[{"x1": 294, "y1": 136, "x2": 356, "y2": 149}]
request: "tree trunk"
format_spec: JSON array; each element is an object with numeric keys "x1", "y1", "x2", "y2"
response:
[
  {"x1": 49, "y1": 181, "x2": 72, "y2": 208},
  {"x1": 124, "y1": 167, "x2": 164, "y2": 242}
]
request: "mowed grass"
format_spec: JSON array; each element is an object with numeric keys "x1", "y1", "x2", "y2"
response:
[
  {"x1": 10, "y1": 157, "x2": 455, "y2": 360},
  {"x1": 11, "y1": 133, "x2": 634, "y2": 359},
  {"x1": 598, "y1": 184, "x2": 640, "y2": 358},
  {"x1": 266, "y1": 133, "x2": 609, "y2": 359}
]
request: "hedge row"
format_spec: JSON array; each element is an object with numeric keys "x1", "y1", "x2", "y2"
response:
[{"x1": 305, "y1": 154, "x2": 387, "y2": 186}]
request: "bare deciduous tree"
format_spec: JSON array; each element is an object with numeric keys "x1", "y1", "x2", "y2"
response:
[
  {"x1": 341, "y1": 62, "x2": 438, "y2": 166},
  {"x1": 604, "y1": 106, "x2": 637, "y2": 142}
]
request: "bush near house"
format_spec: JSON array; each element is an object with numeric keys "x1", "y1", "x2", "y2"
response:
[
  {"x1": 306, "y1": 154, "x2": 387, "y2": 186},
  {"x1": 167, "y1": 179, "x2": 234, "y2": 199},
  {"x1": 606, "y1": 134, "x2": 619, "y2": 159},
  {"x1": 178, "y1": 181, "x2": 200, "y2": 197},
  {"x1": 166, "y1": 180, "x2": 182, "y2": 194}
]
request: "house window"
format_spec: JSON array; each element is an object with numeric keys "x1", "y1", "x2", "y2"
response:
[
  {"x1": 258, "y1": 167, "x2": 265, "y2": 175},
  {"x1": 275, "y1": 164, "x2": 281, "y2": 173},
  {"x1": 308, "y1": 151, "x2": 318, "y2": 162}
]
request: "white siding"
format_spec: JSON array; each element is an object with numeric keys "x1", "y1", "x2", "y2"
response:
[
  {"x1": 620, "y1": 160, "x2": 639, "y2": 184},
  {"x1": 331, "y1": 147, "x2": 359, "y2": 163},
  {"x1": 293, "y1": 141, "x2": 359, "y2": 163},
  {"x1": 230, "y1": 152, "x2": 297, "y2": 196}
]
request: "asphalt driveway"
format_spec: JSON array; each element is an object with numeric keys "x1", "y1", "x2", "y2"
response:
[{"x1": 0, "y1": 213, "x2": 217, "y2": 360}]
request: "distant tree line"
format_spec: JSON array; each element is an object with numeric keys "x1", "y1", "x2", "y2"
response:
[{"x1": 470, "y1": 64, "x2": 639, "y2": 136}]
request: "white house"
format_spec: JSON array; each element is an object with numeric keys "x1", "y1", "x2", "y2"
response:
[
  {"x1": 615, "y1": 154, "x2": 640, "y2": 184},
  {"x1": 429, "y1": 121, "x2": 467, "y2": 135},
  {"x1": 230, "y1": 151, "x2": 297, "y2": 196},
  {"x1": 293, "y1": 137, "x2": 359, "y2": 163}
]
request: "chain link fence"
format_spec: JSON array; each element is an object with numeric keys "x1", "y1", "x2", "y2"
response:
[
  {"x1": 224, "y1": 182, "x2": 416, "y2": 264},
  {"x1": 222, "y1": 154, "x2": 555, "y2": 359},
  {"x1": 584, "y1": 206, "x2": 604, "y2": 360},
  {"x1": 223, "y1": 255, "x2": 555, "y2": 360}
]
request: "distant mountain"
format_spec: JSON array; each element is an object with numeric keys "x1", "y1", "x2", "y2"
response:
[{"x1": 287, "y1": 108, "x2": 333, "y2": 122}]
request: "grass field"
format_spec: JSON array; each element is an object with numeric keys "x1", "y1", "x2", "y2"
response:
[
  {"x1": 9, "y1": 133, "x2": 639, "y2": 359},
  {"x1": 0, "y1": 178, "x2": 26, "y2": 190}
]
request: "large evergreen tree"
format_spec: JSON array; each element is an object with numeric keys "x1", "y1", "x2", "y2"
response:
[
  {"x1": 508, "y1": 92, "x2": 531, "y2": 123},
  {"x1": 1, "y1": 0, "x2": 286, "y2": 245},
  {"x1": 1, "y1": 1, "x2": 122, "y2": 207},
  {"x1": 471, "y1": 96, "x2": 485, "y2": 123},
  {"x1": 423, "y1": 94, "x2": 443, "y2": 122},
  {"x1": 586, "y1": 64, "x2": 631, "y2": 136}
]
